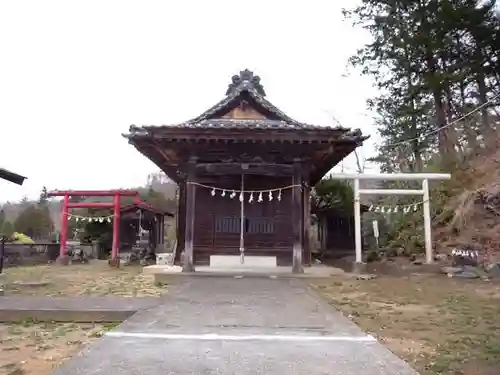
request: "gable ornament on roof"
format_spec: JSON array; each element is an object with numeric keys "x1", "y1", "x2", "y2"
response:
[{"x1": 226, "y1": 69, "x2": 266, "y2": 96}]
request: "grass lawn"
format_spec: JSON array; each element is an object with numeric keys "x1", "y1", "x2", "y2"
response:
[
  {"x1": 310, "y1": 274, "x2": 500, "y2": 375},
  {"x1": 0, "y1": 320, "x2": 116, "y2": 375},
  {"x1": 0, "y1": 261, "x2": 163, "y2": 374},
  {"x1": 2, "y1": 260, "x2": 164, "y2": 297}
]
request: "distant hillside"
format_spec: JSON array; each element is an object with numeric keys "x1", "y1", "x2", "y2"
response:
[
  {"x1": 0, "y1": 172, "x2": 178, "y2": 231},
  {"x1": 147, "y1": 172, "x2": 177, "y2": 200},
  {"x1": 0, "y1": 199, "x2": 62, "y2": 231}
]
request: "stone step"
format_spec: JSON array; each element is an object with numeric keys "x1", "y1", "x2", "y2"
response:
[{"x1": 210, "y1": 255, "x2": 277, "y2": 268}]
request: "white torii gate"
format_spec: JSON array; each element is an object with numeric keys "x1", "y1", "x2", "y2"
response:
[{"x1": 329, "y1": 173, "x2": 451, "y2": 265}]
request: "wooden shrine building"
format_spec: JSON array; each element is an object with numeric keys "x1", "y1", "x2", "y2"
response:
[{"x1": 124, "y1": 70, "x2": 367, "y2": 273}]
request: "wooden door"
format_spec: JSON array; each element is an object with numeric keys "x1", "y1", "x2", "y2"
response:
[{"x1": 212, "y1": 188, "x2": 242, "y2": 255}]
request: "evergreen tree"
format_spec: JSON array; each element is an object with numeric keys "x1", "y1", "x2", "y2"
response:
[
  {"x1": 344, "y1": 0, "x2": 500, "y2": 172},
  {"x1": 0, "y1": 209, "x2": 5, "y2": 229},
  {"x1": 14, "y1": 203, "x2": 54, "y2": 240},
  {"x1": 0, "y1": 220, "x2": 15, "y2": 237},
  {"x1": 39, "y1": 186, "x2": 49, "y2": 205},
  {"x1": 343, "y1": 0, "x2": 500, "y2": 254}
]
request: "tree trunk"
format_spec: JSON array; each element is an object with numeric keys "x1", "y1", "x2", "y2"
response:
[
  {"x1": 444, "y1": 86, "x2": 464, "y2": 157},
  {"x1": 424, "y1": 46, "x2": 456, "y2": 168},
  {"x1": 433, "y1": 88, "x2": 457, "y2": 167},
  {"x1": 476, "y1": 70, "x2": 494, "y2": 141}
]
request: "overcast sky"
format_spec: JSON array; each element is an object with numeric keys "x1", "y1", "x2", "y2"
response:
[{"x1": 0, "y1": 0, "x2": 377, "y2": 203}]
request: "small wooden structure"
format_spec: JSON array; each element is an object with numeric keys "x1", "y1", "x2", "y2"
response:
[
  {"x1": 48, "y1": 190, "x2": 173, "y2": 266},
  {"x1": 316, "y1": 210, "x2": 356, "y2": 259},
  {"x1": 120, "y1": 203, "x2": 174, "y2": 252},
  {"x1": 0, "y1": 168, "x2": 26, "y2": 274},
  {"x1": 0, "y1": 168, "x2": 26, "y2": 185},
  {"x1": 315, "y1": 205, "x2": 370, "y2": 260},
  {"x1": 47, "y1": 190, "x2": 139, "y2": 265},
  {"x1": 124, "y1": 70, "x2": 368, "y2": 272}
]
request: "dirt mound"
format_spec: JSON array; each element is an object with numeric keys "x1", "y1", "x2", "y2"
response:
[{"x1": 437, "y1": 140, "x2": 500, "y2": 257}]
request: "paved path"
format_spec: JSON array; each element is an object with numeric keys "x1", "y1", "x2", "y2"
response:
[{"x1": 52, "y1": 277, "x2": 419, "y2": 374}]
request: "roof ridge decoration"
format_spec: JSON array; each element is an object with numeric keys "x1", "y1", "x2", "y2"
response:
[
  {"x1": 226, "y1": 69, "x2": 266, "y2": 96},
  {"x1": 181, "y1": 69, "x2": 306, "y2": 126}
]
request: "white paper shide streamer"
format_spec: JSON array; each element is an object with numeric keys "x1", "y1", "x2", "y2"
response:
[
  {"x1": 367, "y1": 201, "x2": 425, "y2": 214},
  {"x1": 67, "y1": 213, "x2": 112, "y2": 223},
  {"x1": 187, "y1": 182, "x2": 302, "y2": 203}
]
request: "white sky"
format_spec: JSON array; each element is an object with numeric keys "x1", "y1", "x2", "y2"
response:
[{"x1": 0, "y1": 0, "x2": 377, "y2": 203}]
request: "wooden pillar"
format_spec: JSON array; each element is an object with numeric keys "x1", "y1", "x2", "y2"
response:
[
  {"x1": 292, "y1": 162, "x2": 304, "y2": 274},
  {"x1": 183, "y1": 161, "x2": 196, "y2": 272},
  {"x1": 158, "y1": 219, "x2": 161, "y2": 246},
  {"x1": 149, "y1": 225, "x2": 156, "y2": 250},
  {"x1": 156, "y1": 215, "x2": 163, "y2": 247},
  {"x1": 57, "y1": 193, "x2": 70, "y2": 264},
  {"x1": 160, "y1": 215, "x2": 165, "y2": 245},
  {"x1": 110, "y1": 193, "x2": 121, "y2": 267},
  {"x1": 175, "y1": 181, "x2": 186, "y2": 265},
  {"x1": 302, "y1": 183, "x2": 311, "y2": 266}
]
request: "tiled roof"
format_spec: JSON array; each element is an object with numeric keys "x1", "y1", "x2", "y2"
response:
[
  {"x1": 132, "y1": 119, "x2": 359, "y2": 132},
  {"x1": 125, "y1": 69, "x2": 361, "y2": 135}
]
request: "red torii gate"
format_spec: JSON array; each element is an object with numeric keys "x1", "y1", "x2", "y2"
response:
[{"x1": 48, "y1": 189, "x2": 141, "y2": 266}]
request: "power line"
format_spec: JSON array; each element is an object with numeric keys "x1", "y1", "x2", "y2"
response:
[
  {"x1": 381, "y1": 91, "x2": 500, "y2": 148},
  {"x1": 324, "y1": 91, "x2": 500, "y2": 164}
]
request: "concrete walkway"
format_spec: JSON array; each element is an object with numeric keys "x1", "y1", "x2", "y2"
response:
[{"x1": 52, "y1": 277, "x2": 419, "y2": 375}]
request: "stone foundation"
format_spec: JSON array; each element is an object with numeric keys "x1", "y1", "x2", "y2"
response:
[
  {"x1": 0, "y1": 273, "x2": 5, "y2": 296},
  {"x1": 351, "y1": 261, "x2": 368, "y2": 274},
  {"x1": 108, "y1": 258, "x2": 121, "y2": 268},
  {"x1": 56, "y1": 254, "x2": 70, "y2": 265},
  {"x1": 156, "y1": 253, "x2": 174, "y2": 265}
]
